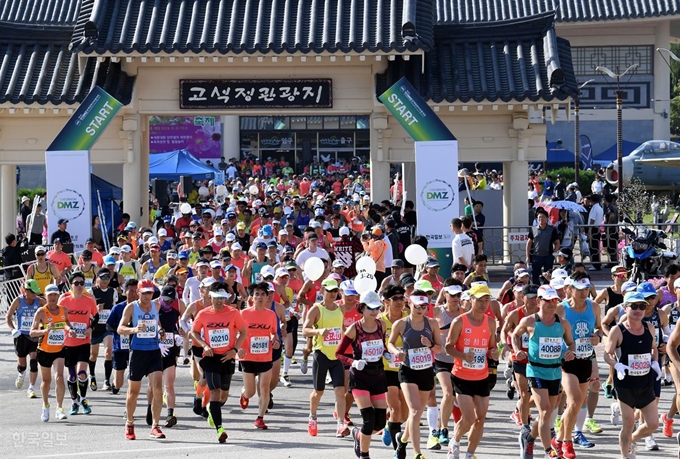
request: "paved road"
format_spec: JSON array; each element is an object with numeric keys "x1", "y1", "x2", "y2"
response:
[{"x1": 1, "y1": 281, "x2": 679, "y2": 459}]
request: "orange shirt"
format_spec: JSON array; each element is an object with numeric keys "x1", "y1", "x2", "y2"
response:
[
  {"x1": 192, "y1": 306, "x2": 245, "y2": 354},
  {"x1": 60, "y1": 294, "x2": 98, "y2": 347},
  {"x1": 366, "y1": 238, "x2": 388, "y2": 272},
  {"x1": 299, "y1": 181, "x2": 311, "y2": 196},
  {"x1": 38, "y1": 305, "x2": 68, "y2": 353},
  {"x1": 47, "y1": 250, "x2": 72, "y2": 274},
  {"x1": 452, "y1": 313, "x2": 490, "y2": 381},
  {"x1": 240, "y1": 307, "x2": 278, "y2": 362},
  {"x1": 288, "y1": 277, "x2": 303, "y2": 295}
]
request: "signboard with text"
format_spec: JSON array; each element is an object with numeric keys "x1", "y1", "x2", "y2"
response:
[{"x1": 149, "y1": 116, "x2": 222, "y2": 160}]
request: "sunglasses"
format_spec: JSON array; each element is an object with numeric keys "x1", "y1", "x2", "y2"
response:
[
  {"x1": 412, "y1": 304, "x2": 428, "y2": 309},
  {"x1": 72, "y1": 281, "x2": 85, "y2": 286},
  {"x1": 627, "y1": 303, "x2": 646, "y2": 311},
  {"x1": 36, "y1": 253, "x2": 46, "y2": 257},
  {"x1": 390, "y1": 295, "x2": 405, "y2": 301},
  {"x1": 99, "y1": 276, "x2": 111, "y2": 281}
]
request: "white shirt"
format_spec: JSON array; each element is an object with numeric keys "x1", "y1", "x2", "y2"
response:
[
  {"x1": 226, "y1": 165, "x2": 238, "y2": 179},
  {"x1": 182, "y1": 276, "x2": 202, "y2": 305},
  {"x1": 452, "y1": 233, "x2": 475, "y2": 268},
  {"x1": 588, "y1": 203, "x2": 604, "y2": 226},
  {"x1": 528, "y1": 189, "x2": 538, "y2": 201},
  {"x1": 382, "y1": 236, "x2": 394, "y2": 267},
  {"x1": 591, "y1": 180, "x2": 604, "y2": 194},
  {"x1": 295, "y1": 247, "x2": 330, "y2": 269}
]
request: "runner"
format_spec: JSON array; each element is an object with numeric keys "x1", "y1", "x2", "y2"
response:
[
  {"x1": 276, "y1": 267, "x2": 298, "y2": 387},
  {"x1": 445, "y1": 283, "x2": 498, "y2": 459},
  {"x1": 25, "y1": 246, "x2": 60, "y2": 294},
  {"x1": 335, "y1": 290, "x2": 388, "y2": 459},
  {"x1": 266, "y1": 281, "x2": 287, "y2": 410},
  {"x1": 238, "y1": 282, "x2": 280, "y2": 429},
  {"x1": 116, "y1": 278, "x2": 166, "y2": 440},
  {"x1": 338, "y1": 279, "x2": 363, "y2": 426},
  {"x1": 106, "y1": 279, "x2": 138, "y2": 395},
  {"x1": 29, "y1": 284, "x2": 71, "y2": 421},
  {"x1": 604, "y1": 291, "x2": 661, "y2": 459},
  {"x1": 115, "y1": 246, "x2": 140, "y2": 281},
  {"x1": 6, "y1": 279, "x2": 44, "y2": 397},
  {"x1": 190, "y1": 282, "x2": 247, "y2": 442},
  {"x1": 302, "y1": 277, "x2": 348, "y2": 437},
  {"x1": 512, "y1": 285, "x2": 576, "y2": 459},
  {"x1": 89, "y1": 267, "x2": 117, "y2": 391}
]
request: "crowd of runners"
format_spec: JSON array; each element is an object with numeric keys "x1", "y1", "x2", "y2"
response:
[{"x1": 5, "y1": 172, "x2": 680, "y2": 459}]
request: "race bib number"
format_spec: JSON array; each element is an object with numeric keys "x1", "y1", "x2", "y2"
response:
[
  {"x1": 574, "y1": 338, "x2": 593, "y2": 359},
  {"x1": 285, "y1": 308, "x2": 292, "y2": 321},
  {"x1": 46, "y1": 326, "x2": 66, "y2": 346},
  {"x1": 361, "y1": 339, "x2": 384, "y2": 362},
  {"x1": 72, "y1": 322, "x2": 87, "y2": 339},
  {"x1": 315, "y1": 292, "x2": 324, "y2": 303},
  {"x1": 521, "y1": 333, "x2": 529, "y2": 349},
  {"x1": 160, "y1": 332, "x2": 174, "y2": 347},
  {"x1": 462, "y1": 347, "x2": 487, "y2": 370},
  {"x1": 385, "y1": 351, "x2": 403, "y2": 369},
  {"x1": 99, "y1": 310, "x2": 110, "y2": 322},
  {"x1": 120, "y1": 335, "x2": 130, "y2": 350},
  {"x1": 250, "y1": 336, "x2": 270, "y2": 354},
  {"x1": 408, "y1": 347, "x2": 433, "y2": 370},
  {"x1": 538, "y1": 337, "x2": 562, "y2": 360},
  {"x1": 208, "y1": 328, "x2": 230, "y2": 349},
  {"x1": 323, "y1": 327, "x2": 342, "y2": 347},
  {"x1": 84, "y1": 278, "x2": 94, "y2": 289},
  {"x1": 628, "y1": 353, "x2": 651, "y2": 376},
  {"x1": 20, "y1": 315, "x2": 33, "y2": 332},
  {"x1": 137, "y1": 319, "x2": 157, "y2": 339}
]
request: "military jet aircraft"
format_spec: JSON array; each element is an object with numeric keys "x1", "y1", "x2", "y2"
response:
[{"x1": 606, "y1": 140, "x2": 680, "y2": 190}]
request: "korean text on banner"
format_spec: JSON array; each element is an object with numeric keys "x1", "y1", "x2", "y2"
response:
[
  {"x1": 47, "y1": 86, "x2": 123, "y2": 152},
  {"x1": 378, "y1": 77, "x2": 455, "y2": 142},
  {"x1": 45, "y1": 150, "x2": 92, "y2": 250},
  {"x1": 415, "y1": 141, "x2": 459, "y2": 249}
]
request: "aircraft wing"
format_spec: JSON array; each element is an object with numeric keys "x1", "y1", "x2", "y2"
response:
[{"x1": 634, "y1": 157, "x2": 680, "y2": 167}]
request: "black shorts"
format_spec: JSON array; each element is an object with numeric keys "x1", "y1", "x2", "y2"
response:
[
  {"x1": 399, "y1": 365, "x2": 435, "y2": 392},
  {"x1": 64, "y1": 343, "x2": 91, "y2": 368},
  {"x1": 272, "y1": 346, "x2": 283, "y2": 363},
  {"x1": 562, "y1": 358, "x2": 592, "y2": 384},
  {"x1": 513, "y1": 361, "x2": 527, "y2": 377},
  {"x1": 91, "y1": 331, "x2": 112, "y2": 345},
  {"x1": 112, "y1": 350, "x2": 130, "y2": 370},
  {"x1": 528, "y1": 377, "x2": 562, "y2": 396},
  {"x1": 192, "y1": 345, "x2": 204, "y2": 359},
  {"x1": 162, "y1": 354, "x2": 177, "y2": 370},
  {"x1": 37, "y1": 349, "x2": 65, "y2": 367},
  {"x1": 452, "y1": 375, "x2": 491, "y2": 398},
  {"x1": 434, "y1": 360, "x2": 454, "y2": 375},
  {"x1": 240, "y1": 360, "x2": 273, "y2": 374},
  {"x1": 201, "y1": 357, "x2": 236, "y2": 391},
  {"x1": 486, "y1": 371, "x2": 498, "y2": 392},
  {"x1": 14, "y1": 334, "x2": 38, "y2": 358},
  {"x1": 285, "y1": 317, "x2": 298, "y2": 334},
  {"x1": 614, "y1": 384, "x2": 656, "y2": 410},
  {"x1": 349, "y1": 371, "x2": 387, "y2": 396},
  {"x1": 128, "y1": 349, "x2": 163, "y2": 381},
  {"x1": 385, "y1": 370, "x2": 400, "y2": 388},
  {"x1": 312, "y1": 350, "x2": 345, "y2": 391}
]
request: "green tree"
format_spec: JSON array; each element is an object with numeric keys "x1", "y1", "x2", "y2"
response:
[{"x1": 669, "y1": 43, "x2": 680, "y2": 139}]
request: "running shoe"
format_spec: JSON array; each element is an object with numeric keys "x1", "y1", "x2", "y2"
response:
[
  {"x1": 550, "y1": 437, "x2": 562, "y2": 458},
  {"x1": 447, "y1": 441, "x2": 460, "y2": 459},
  {"x1": 583, "y1": 419, "x2": 603, "y2": 434},
  {"x1": 610, "y1": 403, "x2": 620, "y2": 426},
  {"x1": 336, "y1": 423, "x2": 350, "y2": 437},
  {"x1": 511, "y1": 408, "x2": 522, "y2": 426},
  {"x1": 561, "y1": 440, "x2": 576, "y2": 459},
  {"x1": 90, "y1": 376, "x2": 97, "y2": 391},
  {"x1": 292, "y1": 356, "x2": 297, "y2": 364},
  {"x1": 554, "y1": 416, "x2": 562, "y2": 431},
  {"x1": 300, "y1": 358, "x2": 309, "y2": 374},
  {"x1": 519, "y1": 425, "x2": 534, "y2": 459},
  {"x1": 352, "y1": 427, "x2": 361, "y2": 458},
  {"x1": 240, "y1": 393, "x2": 249, "y2": 410},
  {"x1": 15, "y1": 372, "x2": 25, "y2": 389},
  {"x1": 41, "y1": 404, "x2": 50, "y2": 422},
  {"x1": 150, "y1": 425, "x2": 166, "y2": 438},
  {"x1": 644, "y1": 435, "x2": 659, "y2": 451},
  {"x1": 254, "y1": 417, "x2": 268, "y2": 430},
  {"x1": 415, "y1": 455, "x2": 426, "y2": 459},
  {"x1": 81, "y1": 398, "x2": 92, "y2": 415},
  {"x1": 504, "y1": 365, "x2": 514, "y2": 379},
  {"x1": 382, "y1": 426, "x2": 392, "y2": 446},
  {"x1": 573, "y1": 431, "x2": 594, "y2": 448},
  {"x1": 192, "y1": 397, "x2": 202, "y2": 415},
  {"x1": 27, "y1": 388, "x2": 37, "y2": 398},
  {"x1": 506, "y1": 378, "x2": 516, "y2": 400},
  {"x1": 125, "y1": 422, "x2": 136, "y2": 440},
  {"x1": 662, "y1": 413, "x2": 674, "y2": 437},
  {"x1": 602, "y1": 382, "x2": 613, "y2": 399},
  {"x1": 280, "y1": 373, "x2": 292, "y2": 387},
  {"x1": 165, "y1": 414, "x2": 177, "y2": 428},
  {"x1": 308, "y1": 417, "x2": 318, "y2": 436},
  {"x1": 217, "y1": 427, "x2": 228, "y2": 443},
  {"x1": 55, "y1": 407, "x2": 67, "y2": 420},
  {"x1": 325, "y1": 374, "x2": 332, "y2": 385},
  {"x1": 629, "y1": 442, "x2": 637, "y2": 459},
  {"x1": 395, "y1": 432, "x2": 408, "y2": 459},
  {"x1": 427, "y1": 429, "x2": 441, "y2": 450},
  {"x1": 102, "y1": 380, "x2": 112, "y2": 391},
  {"x1": 69, "y1": 401, "x2": 79, "y2": 415},
  {"x1": 452, "y1": 403, "x2": 462, "y2": 423},
  {"x1": 438, "y1": 427, "x2": 450, "y2": 446},
  {"x1": 268, "y1": 393, "x2": 274, "y2": 410},
  {"x1": 112, "y1": 386, "x2": 120, "y2": 395}
]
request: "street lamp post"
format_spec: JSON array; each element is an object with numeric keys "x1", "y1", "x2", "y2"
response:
[
  {"x1": 574, "y1": 80, "x2": 595, "y2": 183},
  {"x1": 595, "y1": 64, "x2": 639, "y2": 193}
]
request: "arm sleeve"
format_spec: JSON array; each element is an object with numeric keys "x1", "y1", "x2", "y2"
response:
[{"x1": 335, "y1": 335, "x2": 354, "y2": 367}]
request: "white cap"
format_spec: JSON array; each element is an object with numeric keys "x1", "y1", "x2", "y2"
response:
[
  {"x1": 147, "y1": 236, "x2": 159, "y2": 245},
  {"x1": 279, "y1": 229, "x2": 288, "y2": 236},
  {"x1": 157, "y1": 229, "x2": 167, "y2": 237},
  {"x1": 445, "y1": 285, "x2": 463, "y2": 295},
  {"x1": 200, "y1": 277, "x2": 217, "y2": 288},
  {"x1": 210, "y1": 260, "x2": 222, "y2": 269},
  {"x1": 214, "y1": 228, "x2": 224, "y2": 236},
  {"x1": 310, "y1": 221, "x2": 321, "y2": 228},
  {"x1": 21, "y1": 196, "x2": 30, "y2": 203},
  {"x1": 340, "y1": 227, "x2": 350, "y2": 237},
  {"x1": 231, "y1": 242, "x2": 242, "y2": 250},
  {"x1": 537, "y1": 285, "x2": 560, "y2": 300},
  {"x1": 109, "y1": 247, "x2": 121, "y2": 255},
  {"x1": 225, "y1": 233, "x2": 236, "y2": 242},
  {"x1": 360, "y1": 290, "x2": 383, "y2": 309},
  {"x1": 34, "y1": 245, "x2": 47, "y2": 254},
  {"x1": 260, "y1": 265, "x2": 276, "y2": 278},
  {"x1": 550, "y1": 278, "x2": 565, "y2": 289},
  {"x1": 551, "y1": 268, "x2": 569, "y2": 279},
  {"x1": 120, "y1": 245, "x2": 132, "y2": 253},
  {"x1": 275, "y1": 268, "x2": 290, "y2": 278}
]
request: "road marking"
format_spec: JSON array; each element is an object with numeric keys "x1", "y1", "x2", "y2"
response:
[{"x1": 26, "y1": 444, "x2": 225, "y2": 458}]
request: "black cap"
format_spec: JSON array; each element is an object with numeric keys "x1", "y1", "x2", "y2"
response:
[
  {"x1": 399, "y1": 273, "x2": 416, "y2": 287},
  {"x1": 86, "y1": 237, "x2": 96, "y2": 243},
  {"x1": 97, "y1": 267, "x2": 111, "y2": 277},
  {"x1": 522, "y1": 284, "x2": 539, "y2": 298},
  {"x1": 391, "y1": 259, "x2": 404, "y2": 268},
  {"x1": 199, "y1": 246, "x2": 215, "y2": 254},
  {"x1": 161, "y1": 285, "x2": 176, "y2": 300},
  {"x1": 220, "y1": 250, "x2": 232, "y2": 259},
  {"x1": 69, "y1": 271, "x2": 85, "y2": 282},
  {"x1": 383, "y1": 285, "x2": 406, "y2": 299}
]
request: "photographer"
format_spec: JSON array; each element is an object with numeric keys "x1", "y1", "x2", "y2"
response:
[{"x1": 2, "y1": 233, "x2": 24, "y2": 279}]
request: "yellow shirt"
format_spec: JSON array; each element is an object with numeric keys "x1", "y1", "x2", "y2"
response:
[
  {"x1": 381, "y1": 311, "x2": 407, "y2": 372},
  {"x1": 312, "y1": 304, "x2": 344, "y2": 360}
]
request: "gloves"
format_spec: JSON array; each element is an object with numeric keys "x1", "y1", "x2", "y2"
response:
[
  {"x1": 10, "y1": 329, "x2": 21, "y2": 339},
  {"x1": 651, "y1": 361, "x2": 663, "y2": 381},
  {"x1": 351, "y1": 359, "x2": 367, "y2": 371},
  {"x1": 614, "y1": 363, "x2": 629, "y2": 380},
  {"x1": 174, "y1": 335, "x2": 184, "y2": 348},
  {"x1": 159, "y1": 342, "x2": 171, "y2": 357}
]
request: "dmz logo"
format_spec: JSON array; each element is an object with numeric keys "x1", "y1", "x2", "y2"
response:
[
  {"x1": 420, "y1": 179, "x2": 455, "y2": 212},
  {"x1": 51, "y1": 189, "x2": 86, "y2": 221}
]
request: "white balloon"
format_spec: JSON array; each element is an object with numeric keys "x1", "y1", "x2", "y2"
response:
[
  {"x1": 215, "y1": 185, "x2": 227, "y2": 196},
  {"x1": 354, "y1": 272, "x2": 377, "y2": 294},
  {"x1": 198, "y1": 186, "x2": 210, "y2": 197},
  {"x1": 249, "y1": 185, "x2": 259, "y2": 195},
  {"x1": 304, "y1": 257, "x2": 325, "y2": 281},
  {"x1": 405, "y1": 244, "x2": 428, "y2": 265},
  {"x1": 179, "y1": 203, "x2": 192, "y2": 214},
  {"x1": 355, "y1": 256, "x2": 377, "y2": 275}
]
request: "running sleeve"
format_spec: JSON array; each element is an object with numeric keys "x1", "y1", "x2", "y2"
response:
[{"x1": 335, "y1": 335, "x2": 354, "y2": 367}]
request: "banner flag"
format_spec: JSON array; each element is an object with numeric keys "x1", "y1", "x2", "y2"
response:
[{"x1": 580, "y1": 135, "x2": 593, "y2": 171}]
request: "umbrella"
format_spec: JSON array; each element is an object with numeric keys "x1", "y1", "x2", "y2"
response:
[{"x1": 550, "y1": 200, "x2": 586, "y2": 213}]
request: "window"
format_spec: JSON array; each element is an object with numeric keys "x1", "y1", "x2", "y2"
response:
[
  {"x1": 572, "y1": 45, "x2": 653, "y2": 76},
  {"x1": 323, "y1": 116, "x2": 339, "y2": 129},
  {"x1": 290, "y1": 117, "x2": 307, "y2": 130}
]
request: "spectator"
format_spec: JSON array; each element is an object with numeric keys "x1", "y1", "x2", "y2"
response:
[
  {"x1": 2, "y1": 233, "x2": 24, "y2": 279},
  {"x1": 554, "y1": 174, "x2": 566, "y2": 200},
  {"x1": 92, "y1": 215, "x2": 105, "y2": 251},
  {"x1": 591, "y1": 175, "x2": 604, "y2": 195},
  {"x1": 218, "y1": 156, "x2": 228, "y2": 171},
  {"x1": 20, "y1": 196, "x2": 32, "y2": 232},
  {"x1": 450, "y1": 218, "x2": 474, "y2": 271},
  {"x1": 526, "y1": 208, "x2": 559, "y2": 285},
  {"x1": 472, "y1": 201, "x2": 485, "y2": 254},
  {"x1": 586, "y1": 194, "x2": 604, "y2": 271},
  {"x1": 541, "y1": 175, "x2": 555, "y2": 203},
  {"x1": 603, "y1": 194, "x2": 620, "y2": 266},
  {"x1": 28, "y1": 203, "x2": 47, "y2": 244},
  {"x1": 50, "y1": 218, "x2": 72, "y2": 244}
]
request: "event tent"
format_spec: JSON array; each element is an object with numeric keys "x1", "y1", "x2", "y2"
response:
[
  {"x1": 92, "y1": 174, "x2": 122, "y2": 238},
  {"x1": 546, "y1": 142, "x2": 575, "y2": 164},
  {"x1": 149, "y1": 149, "x2": 216, "y2": 180}
]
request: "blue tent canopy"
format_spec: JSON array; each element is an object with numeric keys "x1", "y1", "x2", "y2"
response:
[
  {"x1": 149, "y1": 149, "x2": 216, "y2": 180},
  {"x1": 594, "y1": 140, "x2": 641, "y2": 161},
  {"x1": 91, "y1": 174, "x2": 122, "y2": 240},
  {"x1": 546, "y1": 142, "x2": 575, "y2": 163}
]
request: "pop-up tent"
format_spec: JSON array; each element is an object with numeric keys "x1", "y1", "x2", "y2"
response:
[
  {"x1": 149, "y1": 149, "x2": 216, "y2": 180},
  {"x1": 92, "y1": 174, "x2": 122, "y2": 239},
  {"x1": 546, "y1": 142, "x2": 575, "y2": 164}
]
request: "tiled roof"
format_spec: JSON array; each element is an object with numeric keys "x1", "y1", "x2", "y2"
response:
[
  {"x1": 69, "y1": 0, "x2": 435, "y2": 55},
  {"x1": 376, "y1": 13, "x2": 578, "y2": 103},
  {"x1": 0, "y1": 0, "x2": 81, "y2": 26},
  {"x1": 435, "y1": 0, "x2": 680, "y2": 24}
]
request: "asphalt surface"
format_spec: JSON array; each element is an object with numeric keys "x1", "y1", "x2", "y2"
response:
[{"x1": 2, "y1": 281, "x2": 679, "y2": 459}]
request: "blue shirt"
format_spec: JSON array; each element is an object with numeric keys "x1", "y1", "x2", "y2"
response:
[
  {"x1": 107, "y1": 301, "x2": 129, "y2": 353},
  {"x1": 130, "y1": 302, "x2": 160, "y2": 351}
]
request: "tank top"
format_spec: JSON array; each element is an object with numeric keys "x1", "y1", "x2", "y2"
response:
[
  {"x1": 401, "y1": 316, "x2": 434, "y2": 371},
  {"x1": 563, "y1": 299, "x2": 596, "y2": 359},
  {"x1": 452, "y1": 314, "x2": 489, "y2": 380},
  {"x1": 312, "y1": 304, "x2": 344, "y2": 359},
  {"x1": 38, "y1": 305, "x2": 68, "y2": 353},
  {"x1": 31, "y1": 263, "x2": 53, "y2": 294},
  {"x1": 615, "y1": 322, "x2": 653, "y2": 388},
  {"x1": 669, "y1": 302, "x2": 680, "y2": 334},
  {"x1": 117, "y1": 261, "x2": 138, "y2": 281},
  {"x1": 605, "y1": 287, "x2": 624, "y2": 314},
  {"x1": 80, "y1": 264, "x2": 97, "y2": 289},
  {"x1": 144, "y1": 259, "x2": 163, "y2": 280},
  {"x1": 511, "y1": 307, "x2": 529, "y2": 364},
  {"x1": 271, "y1": 301, "x2": 282, "y2": 340},
  {"x1": 435, "y1": 305, "x2": 456, "y2": 363},
  {"x1": 350, "y1": 320, "x2": 385, "y2": 375},
  {"x1": 159, "y1": 299, "x2": 180, "y2": 350},
  {"x1": 16, "y1": 295, "x2": 40, "y2": 337},
  {"x1": 659, "y1": 285, "x2": 675, "y2": 308},
  {"x1": 251, "y1": 260, "x2": 268, "y2": 284},
  {"x1": 643, "y1": 308, "x2": 663, "y2": 349},
  {"x1": 92, "y1": 287, "x2": 116, "y2": 335},
  {"x1": 526, "y1": 314, "x2": 564, "y2": 381},
  {"x1": 381, "y1": 311, "x2": 407, "y2": 371},
  {"x1": 130, "y1": 302, "x2": 160, "y2": 351}
]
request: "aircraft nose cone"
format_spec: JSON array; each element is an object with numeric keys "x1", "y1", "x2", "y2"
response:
[{"x1": 606, "y1": 162, "x2": 618, "y2": 186}]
